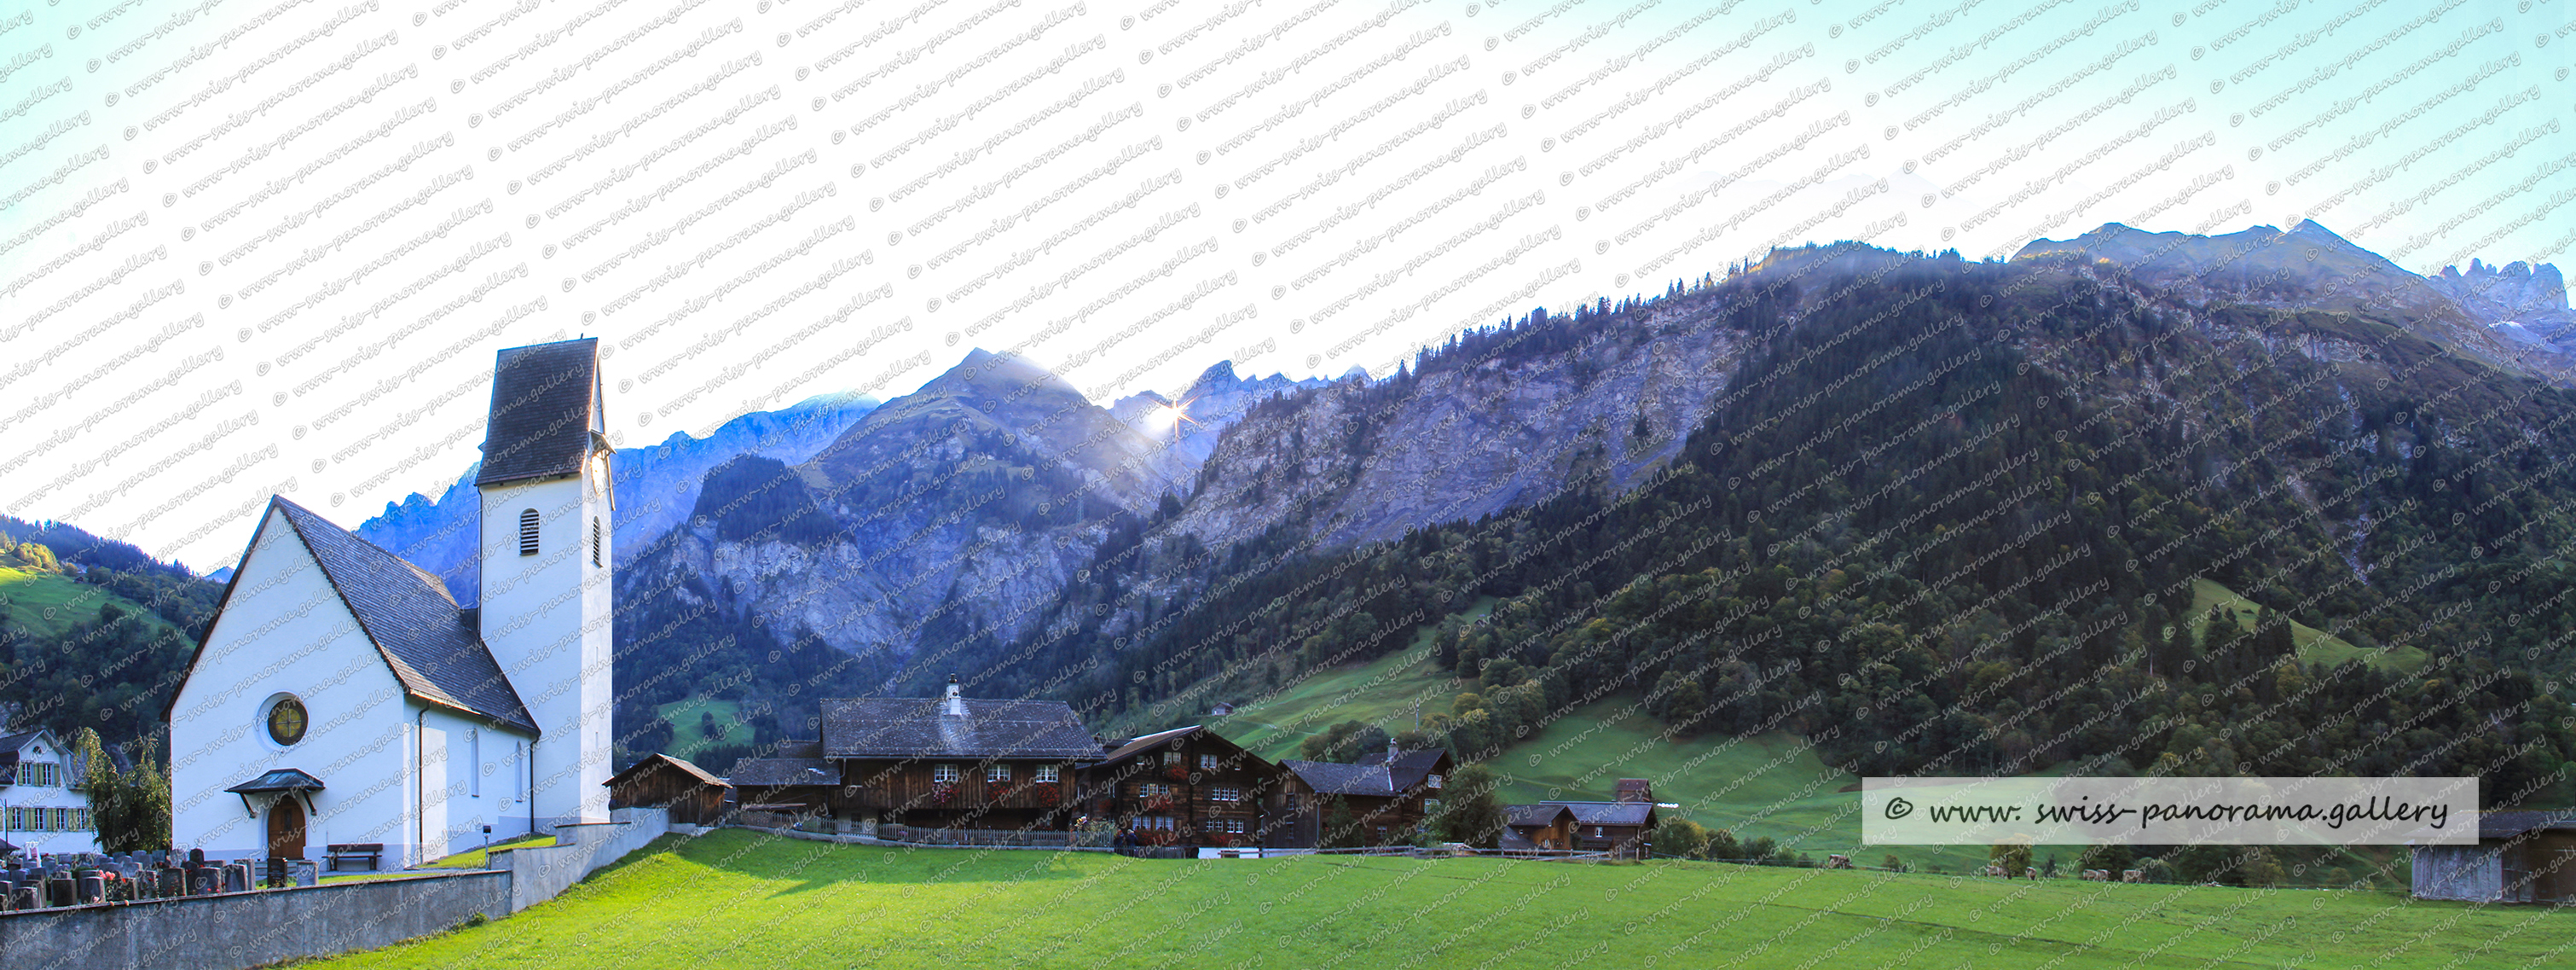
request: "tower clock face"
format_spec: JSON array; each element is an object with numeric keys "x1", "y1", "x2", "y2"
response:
[{"x1": 267, "y1": 697, "x2": 309, "y2": 746}]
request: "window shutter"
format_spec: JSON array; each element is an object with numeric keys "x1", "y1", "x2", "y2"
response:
[{"x1": 518, "y1": 508, "x2": 541, "y2": 556}]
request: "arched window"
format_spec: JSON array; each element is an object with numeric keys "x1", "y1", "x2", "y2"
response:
[
  {"x1": 518, "y1": 508, "x2": 540, "y2": 556},
  {"x1": 591, "y1": 517, "x2": 603, "y2": 567}
]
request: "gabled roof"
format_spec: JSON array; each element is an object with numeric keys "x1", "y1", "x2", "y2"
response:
[
  {"x1": 0, "y1": 729, "x2": 50, "y2": 755},
  {"x1": 476, "y1": 339, "x2": 602, "y2": 486},
  {"x1": 1506, "y1": 804, "x2": 1576, "y2": 828},
  {"x1": 1544, "y1": 801, "x2": 1657, "y2": 827},
  {"x1": 239, "y1": 497, "x2": 540, "y2": 734},
  {"x1": 2468, "y1": 810, "x2": 2576, "y2": 839},
  {"x1": 1282, "y1": 759, "x2": 1400, "y2": 797},
  {"x1": 1355, "y1": 747, "x2": 1449, "y2": 787},
  {"x1": 607, "y1": 752, "x2": 730, "y2": 789},
  {"x1": 819, "y1": 697, "x2": 1100, "y2": 761},
  {"x1": 1613, "y1": 779, "x2": 1653, "y2": 803},
  {"x1": 1099, "y1": 726, "x2": 1201, "y2": 764},
  {"x1": 725, "y1": 757, "x2": 833, "y2": 787}
]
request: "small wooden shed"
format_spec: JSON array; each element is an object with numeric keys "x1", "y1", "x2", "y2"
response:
[
  {"x1": 2412, "y1": 810, "x2": 2576, "y2": 903},
  {"x1": 605, "y1": 753, "x2": 730, "y2": 825}
]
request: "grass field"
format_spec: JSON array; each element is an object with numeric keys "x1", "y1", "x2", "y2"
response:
[{"x1": 299, "y1": 829, "x2": 2575, "y2": 969}]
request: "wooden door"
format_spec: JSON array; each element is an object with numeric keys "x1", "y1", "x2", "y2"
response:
[{"x1": 267, "y1": 797, "x2": 307, "y2": 859}]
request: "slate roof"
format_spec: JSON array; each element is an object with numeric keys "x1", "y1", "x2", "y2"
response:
[
  {"x1": 476, "y1": 339, "x2": 601, "y2": 486},
  {"x1": 1282, "y1": 759, "x2": 1400, "y2": 797},
  {"x1": 271, "y1": 497, "x2": 539, "y2": 734},
  {"x1": 772, "y1": 740, "x2": 825, "y2": 759},
  {"x1": 0, "y1": 729, "x2": 53, "y2": 787},
  {"x1": 819, "y1": 697, "x2": 1101, "y2": 760},
  {"x1": 1545, "y1": 801, "x2": 1657, "y2": 827},
  {"x1": 725, "y1": 757, "x2": 834, "y2": 787},
  {"x1": 607, "y1": 752, "x2": 729, "y2": 788},
  {"x1": 2469, "y1": 810, "x2": 2576, "y2": 839},
  {"x1": 1355, "y1": 747, "x2": 1448, "y2": 787}
]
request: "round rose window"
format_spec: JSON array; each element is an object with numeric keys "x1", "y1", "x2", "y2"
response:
[{"x1": 267, "y1": 696, "x2": 309, "y2": 746}]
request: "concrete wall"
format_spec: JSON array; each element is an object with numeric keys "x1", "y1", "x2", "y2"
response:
[
  {"x1": 0, "y1": 870, "x2": 507, "y2": 970},
  {"x1": 494, "y1": 806, "x2": 669, "y2": 913}
]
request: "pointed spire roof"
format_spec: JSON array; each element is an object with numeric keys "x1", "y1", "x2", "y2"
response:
[{"x1": 476, "y1": 339, "x2": 603, "y2": 487}]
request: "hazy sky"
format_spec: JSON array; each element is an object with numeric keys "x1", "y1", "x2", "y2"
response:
[{"x1": 2, "y1": 0, "x2": 2568, "y2": 572}]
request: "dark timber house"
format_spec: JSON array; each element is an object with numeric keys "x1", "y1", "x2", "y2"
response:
[
  {"x1": 2412, "y1": 810, "x2": 2576, "y2": 903},
  {"x1": 1087, "y1": 725, "x2": 1281, "y2": 847},
  {"x1": 1500, "y1": 779, "x2": 1659, "y2": 858},
  {"x1": 1277, "y1": 742, "x2": 1453, "y2": 847},
  {"x1": 818, "y1": 677, "x2": 1097, "y2": 831}
]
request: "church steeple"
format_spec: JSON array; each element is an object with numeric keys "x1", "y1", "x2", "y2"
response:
[{"x1": 474, "y1": 338, "x2": 614, "y2": 828}]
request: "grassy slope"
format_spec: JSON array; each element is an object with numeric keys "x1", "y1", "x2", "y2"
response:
[
  {"x1": 303, "y1": 829, "x2": 2573, "y2": 969},
  {"x1": 0, "y1": 566, "x2": 177, "y2": 641},
  {"x1": 2189, "y1": 578, "x2": 2427, "y2": 673},
  {"x1": 654, "y1": 698, "x2": 749, "y2": 762},
  {"x1": 1207, "y1": 598, "x2": 1494, "y2": 760}
]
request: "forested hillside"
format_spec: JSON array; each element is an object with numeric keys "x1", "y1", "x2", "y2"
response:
[
  {"x1": 997, "y1": 235, "x2": 2576, "y2": 808},
  {"x1": 0, "y1": 517, "x2": 219, "y2": 749}
]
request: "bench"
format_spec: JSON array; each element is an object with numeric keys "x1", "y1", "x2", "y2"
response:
[{"x1": 323, "y1": 844, "x2": 383, "y2": 872}]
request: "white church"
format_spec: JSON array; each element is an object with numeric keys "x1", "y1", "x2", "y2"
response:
[{"x1": 166, "y1": 339, "x2": 615, "y2": 868}]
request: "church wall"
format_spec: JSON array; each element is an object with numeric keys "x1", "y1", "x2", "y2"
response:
[
  {"x1": 168, "y1": 507, "x2": 417, "y2": 863},
  {"x1": 478, "y1": 474, "x2": 613, "y2": 829},
  {"x1": 414, "y1": 706, "x2": 539, "y2": 861}
]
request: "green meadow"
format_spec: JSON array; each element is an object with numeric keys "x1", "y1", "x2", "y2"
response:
[{"x1": 298, "y1": 829, "x2": 2571, "y2": 969}]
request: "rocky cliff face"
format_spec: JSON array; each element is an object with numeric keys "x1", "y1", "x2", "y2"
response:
[
  {"x1": 355, "y1": 392, "x2": 877, "y2": 606},
  {"x1": 2425, "y1": 258, "x2": 2576, "y2": 351},
  {"x1": 620, "y1": 349, "x2": 1191, "y2": 664}
]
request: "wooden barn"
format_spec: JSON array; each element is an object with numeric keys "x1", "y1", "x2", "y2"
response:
[
  {"x1": 1500, "y1": 804, "x2": 1577, "y2": 851},
  {"x1": 605, "y1": 753, "x2": 729, "y2": 825},
  {"x1": 2412, "y1": 810, "x2": 2576, "y2": 903},
  {"x1": 1277, "y1": 742, "x2": 1453, "y2": 847},
  {"x1": 723, "y1": 740, "x2": 835, "y2": 820},
  {"x1": 1087, "y1": 725, "x2": 1279, "y2": 848}
]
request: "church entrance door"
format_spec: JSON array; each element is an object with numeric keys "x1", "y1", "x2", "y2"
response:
[{"x1": 267, "y1": 798, "x2": 307, "y2": 859}]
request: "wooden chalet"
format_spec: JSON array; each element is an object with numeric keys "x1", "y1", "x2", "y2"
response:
[
  {"x1": 605, "y1": 752, "x2": 730, "y2": 825},
  {"x1": 1502, "y1": 778, "x2": 1659, "y2": 858},
  {"x1": 2413, "y1": 810, "x2": 2576, "y2": 903},
  {"x1": 819, "y1": 677, "x2": 1097, "y2": 830},
  {"x1": 1086, "y1": 725, "x2": 1280, "y2": 848},
  {"x1": 1277, "y1": 741, "x2": 1452, "y2": 847}
]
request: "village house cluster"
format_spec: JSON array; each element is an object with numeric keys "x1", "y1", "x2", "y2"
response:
[{"x1": 713, "y1": 676, "x2": 1661, "y2": 857}]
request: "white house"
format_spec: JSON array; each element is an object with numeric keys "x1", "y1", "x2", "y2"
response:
[
  {"x1": 166, "y1": 339, "x2": 615, "y2": 868},
  {"x1": 0, "y1": 729, "x2": 103, "y2": 856}
]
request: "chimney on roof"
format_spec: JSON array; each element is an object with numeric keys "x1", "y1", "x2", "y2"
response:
[
  {"x1": 1388, "y1": 736, "x2": 1400, "y2": 762},
  {"x1": 945, "y1": 675, "x2": 965, "y2": 717}
]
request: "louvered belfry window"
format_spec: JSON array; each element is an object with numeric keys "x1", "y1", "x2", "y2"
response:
[
  {"x1": 519, "y1": 508, "x2": 541, "y2": 556},
  {"x1": 591, "y1": 517, "x2": 603, "y2": 567}
]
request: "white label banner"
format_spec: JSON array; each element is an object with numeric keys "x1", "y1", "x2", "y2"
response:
[{"x1": 1861, "y1": 776, "x2": 2480, "y2": 845}]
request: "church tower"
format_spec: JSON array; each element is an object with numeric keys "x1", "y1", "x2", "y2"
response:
[{"x1": 474, "y1": 338, "x2": 614, "y2": 828}]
